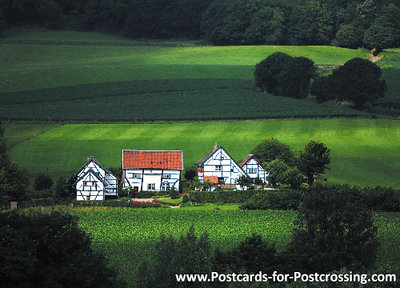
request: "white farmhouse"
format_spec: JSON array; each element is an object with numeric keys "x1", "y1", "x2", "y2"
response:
[
  {"x1": 239, "y1": 154, "x2": 267, "y2": 183},
  {"x1": 196, "y1": 145, "x2": 245, "y2": 190},
  {"x1": 122, "y1": 150, "x2": 183, "y2": 195},
  {"x1": 74, "y1": 158, "x2": 118, "y2": 201}
]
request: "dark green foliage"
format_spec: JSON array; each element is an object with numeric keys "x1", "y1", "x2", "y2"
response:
[
  {"x1": 184, "y1": 166, "x2": 197, "y2": 181},
  {"x1": 240, "y1": 190, "x2": 301, "y2": 210},
  {"x1": 286, "y1": 184, "x2": 378, "y2": 273},
  {"x1": 0, "y1": 155, "x2": 29, "y2": 201},
  {"x1": 287, "y1": 7, "x2": 322, "y2": 45},
  {"x1": 311, "y1": 58, "x2": 387, "y2": 108},
  {"x1": 214, "y1": 234, "x2": 280, "y2": 274},
  {"x1": 277, "y1": 56, "x2": 316, "y2": 99},
  {"x1": 266, "y1": 159, "x2": 289, "y2": 188},
  {"x1": 188, "y1": 190, "x2": 266, "y2": 203},
  {"x1": 252, "y1": 138, "x2": 296, "y2": 166},
  {"x1": 182, "y1": 194, "x2": 189, "y2": 203},
  {"x1": 34, "y1": 174, "x2": 53, "y2": 191},
  {"x1": 336, "y1": 23, "x2": 365, "y2": 49},
  {"x1": 310, "y1": 75, "x2": 338, "y2": 103},
  {"x1": 364, "y1": 3, "x2": 400, "y2": 51},
  {"x1": 286, "y1": 167, "x2": 304, "y2": 189},
  {"x1": 255, "y1": 53, "x2": 315, "y2": 99},
  {"x1": 298, "y1": 140, "x2": 330, "y2": 185},
  {"x1": 54, "y1": 176, "x2": 75, "y2": 199},
  {"x1": 0, "y1": 211, "x2": 124, "y2": 288},
  {"x1": 136, "y1": 226, "x2": 213, "y2": 288},
  {"x1": 236, "y1": 174, "x2": 256, "y2": 190},
  {"x1": 255, "y1": 52, "x2": 293, "y2": 95},
  {"x1": 361, "y1": 186, "x2": 400, "y2": 212},
  {"x1": 244, "y1": 6, "x2": 285, "y2": 45},
  {"x1": 0, "y1": 122, "x2": 6, "y2": 158},
  {"x1": 169, "y1": 187, "x2": 180, "y2": 199}
]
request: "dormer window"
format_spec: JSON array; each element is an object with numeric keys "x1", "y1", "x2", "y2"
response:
[{"x1": 216, "y1": 165, "x2": 222, "y2": 171}]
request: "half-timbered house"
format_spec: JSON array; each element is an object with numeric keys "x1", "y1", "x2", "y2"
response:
[
  {"x1": 74, "y1": 158, "x2": 118, "y2": 201},
  {"x1": 196, "y1": 145, "x2": 245, "y2": 190},
  {"x1": 239, "y1": 154, "x2": 267, "y2": 183},
  {"x1": 122, "y1": 150, "x2": 183, "y2": 195}
]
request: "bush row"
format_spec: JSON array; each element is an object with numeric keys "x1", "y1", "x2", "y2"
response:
[
  {"x1": 240, "y1": 189, "x2": 301, "y2": 210},
  {"x1": 18, "y1": 198, "x2": 160, "y2": 209},
  {"x1": 239, "y1": 186, "x2": 400, "y2": 212},
  {"x1": 187, "y1": 190, "x2": 268, "y2": 204}
]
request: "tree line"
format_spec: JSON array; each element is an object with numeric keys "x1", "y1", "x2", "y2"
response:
[{"x1": 1, "y1": 0, "x2": 400, "y2": 51}]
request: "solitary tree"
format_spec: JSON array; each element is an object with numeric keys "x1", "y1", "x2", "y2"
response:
[
  {"x1": 252, "y1": 138, "x2": 296, "y2": 166},
  {"x1": 298, "y1": 140, "x2": 330, "y2": 185}
]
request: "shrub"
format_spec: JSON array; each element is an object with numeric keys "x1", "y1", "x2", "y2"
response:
[
  {"x1": 361, "y1": 187, "x2": 400, "y2": 212},
  {"x1": 214, "y1": 234, "x2": 281, "y2": 274},
  {"x1": 136, "y1": 226, "x2": 213, "y2": 288}
]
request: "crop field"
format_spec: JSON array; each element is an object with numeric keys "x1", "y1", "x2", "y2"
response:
[
  {"x1": 5, "y1": 118, "x2": 400, "y2": 188},
  {"x1": 0, "y1": 79, "x2": 365, "y2": 121},
  {"x1": 72, "y1": 209, "x2": 400, "y2": 287},
  {"x1": 0, "y1": 28, "x2": 375, "y2": 121}
]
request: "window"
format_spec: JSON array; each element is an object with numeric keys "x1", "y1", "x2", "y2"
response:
[
  {"x1": 162, "y1": 183, "x2": 170, "y2": 191},
  {"x1": 216, "y1": 165, "x2": 222, "y2": 171},
  {"x1": 163, "y1": 174, "x2": 171, "y2": 179},
  {"x1": 248, "y1": 168, "x2": 257, "y2": 174},
  {"x1": 218, "y1": 177, "x2": 225, "y2": 184},
  {"x1": 130, "y1": 173, "x2": 141, "y2": 179},
  {"x1": 148, "y1": 183, "x2": 156, "y2": 191}
]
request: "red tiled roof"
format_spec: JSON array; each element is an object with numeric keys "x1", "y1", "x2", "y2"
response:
[
  {"x1": 239, "y1": 154, "x2": 265, "y2": 169},
  {"x1": 239, "y1": 154, "x2": 253, "y2": 167},
  {"x1": 123, "y1": 150, "x2": 183, "y2": 170},
  {"x1": 204, "y1": 176, "x2": 218, "y2": 184}
]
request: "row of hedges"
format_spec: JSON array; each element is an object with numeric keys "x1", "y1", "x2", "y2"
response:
[
  {"x1": 187, "y1": 190, "x2": 269, "y2": 204},
  {"x1": 18, "y1": 198, "x2": 160, "y2": 209},
  {"x1": 240, "y1": 189, "x2": 301, "y2": 210},
  {"x1": 239, "y1": 186, "x2": 400, "y2": 212}
]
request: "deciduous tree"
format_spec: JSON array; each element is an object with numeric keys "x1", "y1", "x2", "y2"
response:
[
  {"x1": 298, "y1": 140, "x2": 330, "y2": 185},
  {"x1": 286, "y1": 184, "x2": 378, "y2": 273}
]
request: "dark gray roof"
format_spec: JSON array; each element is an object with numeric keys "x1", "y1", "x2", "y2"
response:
[
  {"x1": 73, "y1": 168, "x2": 107, "y2": 187},
  {"x1": 74, "y1": 158, "x2": 118, "y2": 179}
]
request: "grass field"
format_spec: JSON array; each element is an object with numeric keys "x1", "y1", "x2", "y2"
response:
[
  {"x1": 5, "y1": 118, "x2": 400, "y2": 188},
  {"x1": 72, "y1": 209, "x2": 400, "y2": 287},
  {"x1": 0, "y1": 28, "x2": 375, "y2": 121}
]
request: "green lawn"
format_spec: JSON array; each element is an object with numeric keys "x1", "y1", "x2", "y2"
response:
[
  {"x1": 5, "y1": 118, "x2": 400, "y2": 188},
  {"x1": 72, "y1": 208, "x2": 400, "y2": 287}
]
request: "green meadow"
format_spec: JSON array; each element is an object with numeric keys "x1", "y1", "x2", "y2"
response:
[
  {"x1": 5, "y1": 118, "x2": 400, "y2": 188},
  {"x1": 0, "y1": 28, "x2": 374, "y2": 121}
]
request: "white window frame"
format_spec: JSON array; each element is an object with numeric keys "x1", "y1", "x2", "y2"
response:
[
  {"x1": 148, "y1": 183, "x2": 156, "y2": 191},
  {"x1": 216, "y1": 165, "x2": 222, "y2": 171}
]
